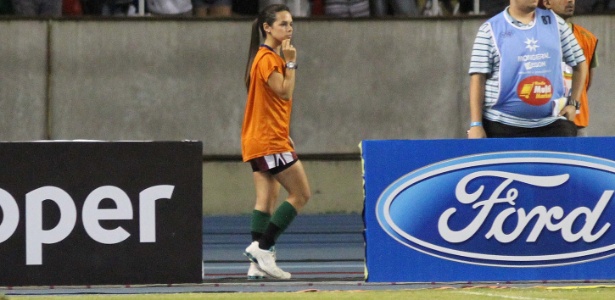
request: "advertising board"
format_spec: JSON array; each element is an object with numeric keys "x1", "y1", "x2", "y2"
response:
[
  {"x1": 0, "y1": 141, "x2": 202, "y2": 286},
  {"x1": 363, "y1": 138, "x2": 615, "y2": 282}
]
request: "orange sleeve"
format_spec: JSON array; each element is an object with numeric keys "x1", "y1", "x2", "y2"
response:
[{"x1": 256, "y1": 53, "x2": 283, "y2": 86}]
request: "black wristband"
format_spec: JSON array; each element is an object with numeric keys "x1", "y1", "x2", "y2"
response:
[{"x1": 566, "y1": 97, "x2": 580, "y2": 110}]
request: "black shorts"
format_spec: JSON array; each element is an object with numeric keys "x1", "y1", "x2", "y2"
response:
[
  {"x1": 483, "y1": 119, "x2": 578, "y2": 138},
  {"x1": 250, "y1": 152, "x2": 299, "y2": 175}
]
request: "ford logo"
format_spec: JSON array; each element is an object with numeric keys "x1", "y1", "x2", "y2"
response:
[{"x1": 376, "y1": 151, "x2": 615, "y2": 267}]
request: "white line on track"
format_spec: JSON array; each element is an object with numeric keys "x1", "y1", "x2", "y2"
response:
[{"x1": 455, "y1": 291, "x2": 566, "y2": 300}]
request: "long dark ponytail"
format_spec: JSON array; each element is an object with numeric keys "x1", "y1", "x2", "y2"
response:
[{"x1": 244, "y1": 4, "x2": 291, "y2": 91}]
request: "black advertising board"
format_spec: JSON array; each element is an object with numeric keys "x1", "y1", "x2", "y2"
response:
[{"x1": 0, "y1": 141, "x2": 202, "y2": 286}]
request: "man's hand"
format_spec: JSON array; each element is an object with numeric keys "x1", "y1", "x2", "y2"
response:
[
  {"x1": 467, "y1": 126, "x2": 487, "y2": 139},
  {"x1": 559, "y1": 105, "x2": 576, "y2": 121}
]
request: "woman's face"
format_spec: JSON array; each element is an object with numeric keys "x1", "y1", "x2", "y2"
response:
[{"x1": 265, "y1": 11, "x2": 293, "y2": 43}]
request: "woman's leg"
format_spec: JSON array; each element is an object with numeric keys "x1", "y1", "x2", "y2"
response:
[
  {"x1": 273, "y1": 160, "x2": 311, "y2": 211},
  {"x1": 245, "y1": 160, "x2": 310, "y2": 279},
  {"x1": 246, "y1": 171, "x2": 280, "y2": 279},
  {"x1": 252, "y1": 170, "x2": 280, "y2": 213},
  {"x1": 257, "y1": 161, "x2": 311, "y2": 249},
  {"x1": 251, "y1": 171, "x2": 280, "y2": 241}
]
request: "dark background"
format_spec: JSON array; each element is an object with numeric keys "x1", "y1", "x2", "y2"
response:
[{"x1": 0, "y1": 141, "x2": 202, "y2": 286}]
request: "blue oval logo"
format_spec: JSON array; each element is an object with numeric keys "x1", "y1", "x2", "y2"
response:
[{"x1": 376, "y1": 151, "x2": 615, "y2": 267}]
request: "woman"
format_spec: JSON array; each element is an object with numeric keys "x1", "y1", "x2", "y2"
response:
[{"x1": 241, "y1": 4, "x2": 311, "y2": 280}]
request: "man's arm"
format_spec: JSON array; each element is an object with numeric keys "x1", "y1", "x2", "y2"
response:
[
  {"x1": 468, "y1": 73, "x2": 487, "y2": 139},
  {"x1": 560, "y1": 60, "x2": 588, "y2": 121},
  {"x1": 558, "y1": 17, "x2": 587, "y2": 121}
]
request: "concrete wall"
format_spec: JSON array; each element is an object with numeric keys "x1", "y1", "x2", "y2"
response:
[
  {"x1": 204, "y1": 159, "x2": 363, "y2": 215},
  {"x1": 48, "y1": 18, "x2": 468, "y2": 153},
  {"x1": 0, "y1": 16, "x2": 614, "y2": 214},
  {"x1": 0, "y1": 21, "x2": 48, "y2": 141}
]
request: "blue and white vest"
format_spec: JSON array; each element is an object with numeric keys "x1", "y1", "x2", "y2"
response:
[{"x1": 489, "y1": 9, "x2": 566, "y2": 119}]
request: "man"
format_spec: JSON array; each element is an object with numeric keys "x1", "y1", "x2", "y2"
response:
[
  {"x1": 193, "y1": 0, "x2": 232, "y2": 17},
  {"x1": 481, "y1": 0, "x2": 510, "y2": 15},
  {"x1": 260, "y1": 0, "x2": 310, "y2": 17},
  {"x1": 541, "y1": 0, "x2": 599, "y2": 136},
  {"x1": 371, "y1": 0, "x2": 419, "y2": 17},
  {"x1": 146, "y1": 0, "x2": 193, "y2": 16},
  {"x1": 467, "y1": 0, "x2": 587, "y2": 138},
  {"x1": 11, "y1": 0, "x2": 61, "y2": 16},
  {"x1": 324, "y1": 0, "x2": 370, "y2": 17}
]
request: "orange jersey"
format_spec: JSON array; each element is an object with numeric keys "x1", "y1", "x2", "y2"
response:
[
  {"x1": 241, "y1": 47, "x2": 293, "y2": 162},
  {"x1": 572, "y1": 23, "x2": 598, "y2": 127}
]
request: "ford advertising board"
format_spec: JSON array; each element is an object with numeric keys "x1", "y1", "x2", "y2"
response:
[{"x1": 362, "y1": 138, "x2": 615, "y2": 282}]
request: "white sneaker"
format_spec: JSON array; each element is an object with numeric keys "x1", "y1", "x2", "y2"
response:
[
  {"x1": 247, "y1": 262, "x2": 266, "y2": 280},
  {"x1": 245, "y1": 242, "x2": 275, "y2": 280},
  {"x1": 244, "y1": 241, "x2": 291, "y2": 280}
]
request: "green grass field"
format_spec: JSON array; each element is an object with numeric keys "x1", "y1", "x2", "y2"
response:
[{"x1": 5, "y1": 286, "x2": 615, "y2": 300}]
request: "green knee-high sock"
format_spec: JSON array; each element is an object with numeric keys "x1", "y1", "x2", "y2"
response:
[
  {"x1": 251, "y1": 210, "x2": 271, "y2": 242},
  {"x1": 259, "y1": 201, "x2": 297, "y2": 250}
]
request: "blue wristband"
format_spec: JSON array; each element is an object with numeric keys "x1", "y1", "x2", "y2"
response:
[{"x1": 470, "y1": 121, "x2": 483, "y2": 127}]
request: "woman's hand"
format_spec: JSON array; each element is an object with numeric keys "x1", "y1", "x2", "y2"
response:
[{"x1": 281, "y1": 39, "x2": 296, "y2": 63}]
